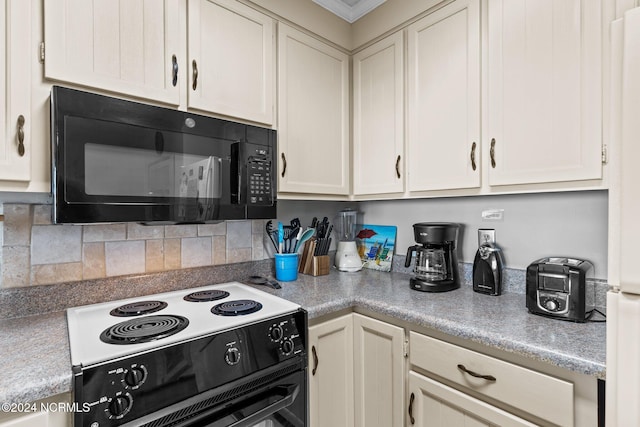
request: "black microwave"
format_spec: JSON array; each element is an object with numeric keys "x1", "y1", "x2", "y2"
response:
[{"x1": 51, "y1": 86, "x2": 276, "y2": 224}]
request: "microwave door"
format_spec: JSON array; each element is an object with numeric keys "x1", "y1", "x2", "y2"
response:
[{"x1": 179, "y1": 156, "x2": 223, "y2": 222}]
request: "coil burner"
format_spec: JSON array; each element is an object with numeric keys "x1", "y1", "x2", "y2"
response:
[
  {"x1": 99, "y1": 315, "x2": 189, "y2": 344},
  {"x1": 211, "y1": 299, "x2": 263, "y2": 316},
  {"x1": 109, "y1": 301, "x2": 168, "y2": 317},
  {"x1": 183, "y1": 289, "x2": 230, "y2": 302}
]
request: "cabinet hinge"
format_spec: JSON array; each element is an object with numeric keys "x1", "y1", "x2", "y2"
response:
[
  {"x1": 602, "y1": 145, "x2": 608, "y2": 164},
  {"x1": 403, "y1": 339, "x2": 409, "y2": 358},
  {"x1": 39, "y1": 42, "x2": 45, "y2": 63}
]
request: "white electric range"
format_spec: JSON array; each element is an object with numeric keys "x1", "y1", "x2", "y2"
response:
[{"x1": 66, "y1": 282, "x2": 308, "y2": 427}]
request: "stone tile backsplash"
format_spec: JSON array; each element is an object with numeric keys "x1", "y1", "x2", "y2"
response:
[{"x1": 0, "y1": 204, "x2": 269, "y2": 288}]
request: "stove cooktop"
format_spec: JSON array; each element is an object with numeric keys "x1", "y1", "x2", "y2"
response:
[{"x1": 66, "y1": 282, "x2": 301, "y2": 367}]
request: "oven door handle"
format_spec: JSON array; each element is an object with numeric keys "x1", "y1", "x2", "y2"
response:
[{"x1": 228, "y1": 383, "x2": 300, "y2": 427}]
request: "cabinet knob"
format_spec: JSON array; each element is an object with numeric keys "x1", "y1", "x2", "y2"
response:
[
  {"x1": 192, "y1": 59, "x2": 199, "y2": 90},
  {"x1": 470, "y1": 142, "x2": 477, "y2": 171},
  {"x1": 395, "y1": 155, "x2": 401, "y2": 179},
  {"x1": 17, "y1": 115, "x2": 25, "y2": 157},
  {"x1": 172, "y1": 55, "x2": 178, "y2": 87},
  {"x1": 490, "y1": 138, "x2": 496, "y2": 168}
]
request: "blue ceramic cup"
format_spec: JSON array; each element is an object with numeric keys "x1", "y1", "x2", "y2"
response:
[{"x1": 275, "y1": 253, "x2": 299, "y2": 282}]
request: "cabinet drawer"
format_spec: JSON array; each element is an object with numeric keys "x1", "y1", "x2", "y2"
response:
[{"x1": 409, "y1": 332, "x2": 573, "y2": 426}]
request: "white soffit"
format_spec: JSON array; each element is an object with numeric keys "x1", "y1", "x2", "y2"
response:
[{"x1": 312, "y1": 0, "x2": 387, "y2": 23}]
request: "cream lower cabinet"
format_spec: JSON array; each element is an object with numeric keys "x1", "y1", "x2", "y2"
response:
[
  {"x1": 44, "y1": 0, "x2": 181, "y2": 106},
  {"x1": 353, "y1": 314, "x2": 404, "y2": 427},
  {"x1": 308, "y1": 314, "x2": 354, "y2": 427},
  {"x1": 408, "y1": 371, "x2": 536, "y2": 427},
  {"x1": 0, "y1": 0, "x2": 31, "y2": 185},
  {"x1": 187, "y1": 0, "x2": 274, "y2": 125},
  {"x1": 277, "y1": 23, "x2": 350, "y2": 196},
  {"x1": 308, "y1": 313, "x2": 405, "y2": 427},
  {"x1": 409, "y1": 332, "x2": 582, "y2": 427},
  {"x1": 486, "y1": 0, "x2": 603, "y2": 186}
]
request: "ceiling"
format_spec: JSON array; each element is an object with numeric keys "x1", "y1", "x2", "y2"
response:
[{"x1": 312, "y1": 0, "x2": 386, "y2": 23}]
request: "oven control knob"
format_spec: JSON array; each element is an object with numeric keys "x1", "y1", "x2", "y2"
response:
[
  {"x1": 225, "y1": 347, "x2": 241, "y2": 365},
  {"x1": 124, "y1": 366, "x2": 147, "y2": 389},
  {"x1": 281, "y1": 338, "x2": 294, "y2": 355},
  {"x1": 106, "y1": 394, "x2": 132, "y2": 419},
  {"x1": 269, "y1": 325, "x2": 284, "y2": 342},
  {"x1": 545, "y1": 299, "x2": 559, "y2": 311}
]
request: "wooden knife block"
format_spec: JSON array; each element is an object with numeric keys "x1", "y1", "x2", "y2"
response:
[{"x1": 298, "y1": 240, "x2": 330, "y2": 276}]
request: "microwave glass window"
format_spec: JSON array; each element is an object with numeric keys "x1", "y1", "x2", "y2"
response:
[
  {"x1": 84, "y1": 143, "x2": 223, "y2": 199},
  {"x1": 64, "y1": 116, "x2": 233, "y2": 204}
]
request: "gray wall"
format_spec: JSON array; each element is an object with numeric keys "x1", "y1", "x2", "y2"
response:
[{"x1": 278, "y1": 190, "x2": 609, "y2": 278}]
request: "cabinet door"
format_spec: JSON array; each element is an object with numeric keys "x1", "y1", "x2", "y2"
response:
[
  {"x1": 44, "y1": 0, "x2": 180, "y2": 105},
  {"x1": 353, "y1": 314, "x2": 404, "y2": 427},
  {"x1": 308, "y1": 315, "x2": 354, "y2": 427},
  {"x1": 278, "y1": 23, "x2": 350, "y2": 196},
  {"x1": 407, "y1": 0, "x2": 480, "y2": 192},
  {"x1": 408, "y1": 371, "x2": 537, "y2": 427},
  {"x1": 353, "y1": 32, "x2": 404, "y2": 196},
  {"x1": 0, "y1": 0, "x2": 31, "y2": 183},
  {"x1": 487, "y1": 0, "x2": 602, "y2": 186},
  {"x1": 187, "y1": 0, "x2": 274, "y2": 125}
]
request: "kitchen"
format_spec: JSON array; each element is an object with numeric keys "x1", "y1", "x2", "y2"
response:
[{"x1": 0, "y1": 0, "x2": 636, "y2": 426}]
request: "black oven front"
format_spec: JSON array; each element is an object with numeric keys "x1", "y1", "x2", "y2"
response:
[
  {"x1": 72, "y1": 310, "x2": 307, "y2": 427},
  {"x1": 51, "y1": 86, "x2": 277, "y2": 224}
]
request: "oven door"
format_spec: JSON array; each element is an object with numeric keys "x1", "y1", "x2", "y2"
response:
[
  {"x1": 185, "y1": 370, "x2": 306, "y2": 427},
  {"x1": 127, "y1": 368, "x2": 307, "y2": 427}
]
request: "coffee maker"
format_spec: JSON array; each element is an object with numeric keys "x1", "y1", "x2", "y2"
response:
[{"x1": 405, "y1": 223, "x2": 461, "y2": 292}]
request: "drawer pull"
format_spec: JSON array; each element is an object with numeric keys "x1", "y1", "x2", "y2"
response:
[
  {"x1": 311, "y1": 345, "x2": 318, "y2": 375},
  {"x1": 457, "y1": 364, "x2": 496, "y2": 382},
  {"x1": 395, "y1": 155, "x2": 401, "y2": 178},
  {"x1": 408, "y1": 392, "x2": 415, "y2": 424}
]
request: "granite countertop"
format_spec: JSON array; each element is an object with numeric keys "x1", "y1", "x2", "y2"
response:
[{"x1": 0, "y1": 268, "x2": 606, "y2": 405}]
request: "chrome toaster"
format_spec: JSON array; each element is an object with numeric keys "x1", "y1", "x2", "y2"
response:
[{"x1": 526, "y1": 257, "x2": 594, "y2": 322}]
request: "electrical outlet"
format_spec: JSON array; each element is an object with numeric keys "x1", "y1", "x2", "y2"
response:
[{"x1": 478, "y1": 229, "x2": 496, "y2": 246}]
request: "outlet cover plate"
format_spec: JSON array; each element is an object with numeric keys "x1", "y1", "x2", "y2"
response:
[{"x1": 478, "y1": 229, "x2": 496, "y2": 246}]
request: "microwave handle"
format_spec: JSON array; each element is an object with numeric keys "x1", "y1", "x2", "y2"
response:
[{"x1": 231, "y1": 142, "x2": 241, "y2": 204}]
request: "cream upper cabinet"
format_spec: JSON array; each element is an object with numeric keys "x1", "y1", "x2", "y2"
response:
[
  {"x1": 187, "y1": 0, "x2": 274, "y2": 125},
  {"x1": 353, "y1": 314, "x2": 405, "y2": 427},
  {"x1": 408, "y1": 372, "x2": 536, "y2": 427},
  {"x1": 352, "y1": 32, "x2": 404, "y2": 196},
  {"x1": 277, "y1": 23, "x2": 350, "y2": 196},
  {"x1": 308, "y1": 314, "x2": 354, "y2": 427},
  {"x1": 0, "y1": 0, "x2": 31, "y2": 184},
  {"x1": 406, "y1": 0, "x2": 481, "y2": 192},
  {"x1": 486, "y1": 0, "x2": 603, "y2": 186},
  {"x1": 44, "y1": 0, "x2": 181, "y2": 105}
]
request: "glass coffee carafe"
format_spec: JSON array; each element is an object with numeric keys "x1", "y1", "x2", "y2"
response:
[
  {"x1": 413, "y1": 247, "x2": 447, "y2": 281},
  {"x1": 405, "y1": 223, "x2": 460, "y2": 292}
]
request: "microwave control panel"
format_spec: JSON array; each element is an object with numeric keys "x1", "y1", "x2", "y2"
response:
[{"x1": 248, "y1": 159, "x2": 272, "y2": 205}]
